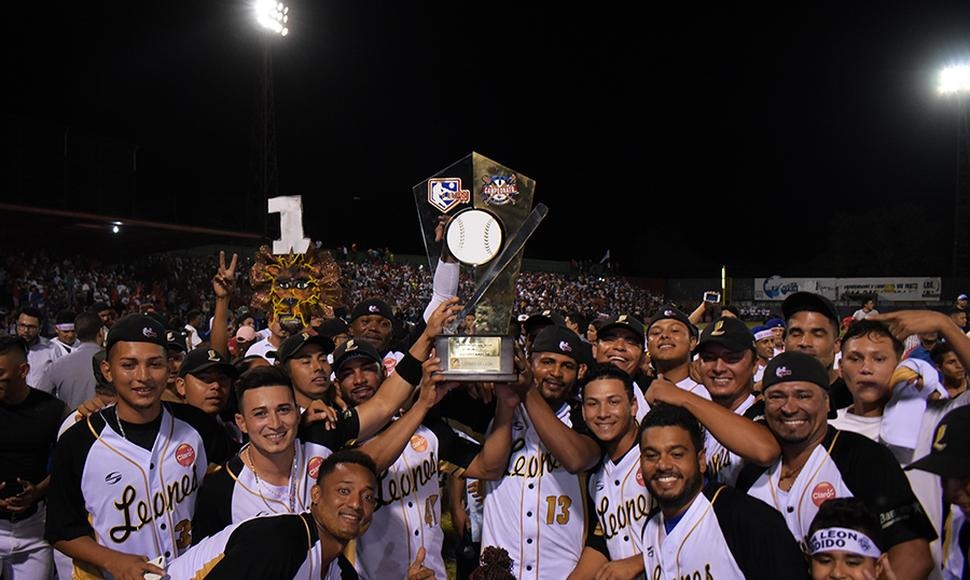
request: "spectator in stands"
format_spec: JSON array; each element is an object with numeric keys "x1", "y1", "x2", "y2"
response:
[
  {"x1": 50, "y1": 310, "x2": 79, "y2": 356},
  {"x1": 852, "y1": 296, "x2": 879, "y2": 321},
  {"x1": 35, "y1": 311, "x2": 104, "y2": 411},
  {"x1": 16, "y1": 306, "x2": 62, "y2": 388},
  {"x1": 932, "y1": 341, "x2": 969, "y2": 398}
]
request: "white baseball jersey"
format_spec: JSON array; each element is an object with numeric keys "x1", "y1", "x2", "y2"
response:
[
  {"x1": 168, "y1": 512, "x2": 353, "y2": 579},
  {"x1": 192, "y1": 411, "x2": 361, "y2": 542},
  {"x1": 354, "y1": 416, "x2": 478, "y2": 579},
  {"x1": 589, "y1": 442, "x2": 652, "y2": 561},
  {"x1": 736, "y1": 427, "x2": 936, "y2": 550},
  {"x1": 481, "y1": 401, "x2": 591, "y2": 579},
  {"x1": 704, "y1": 395, "x2": 764, "y2": 485},
  {"x1": 640, "y1": 483, "x2": 805, "y2": 579},
  {"x1": 45, "y1": 404, "x2": 231, "y2": 577}
]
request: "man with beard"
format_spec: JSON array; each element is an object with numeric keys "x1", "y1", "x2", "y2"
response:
[
  {"x1": 16, "y1": 307, "x2": 63, "y2": 389},
  {"x1": 646, "y1": 317, "x2": 780, "y2": 485},
  {"x1": 170, "y1": 450, "x2": 378, "y2": 579},
  {"x1": 192, "y1": 301, "x2": 462, "y2": 543},
  {"x1": 481, "y1": 326, "x2": 600, "y2": 579},
  {"x1": 637, "y1": 405, "x2": 804, "y2": 579},
  {"x1": 569, "y1": 365, "x2": 648, "y2": 579},
  {"x1": 736, "y1": 351, "x2": 936, "y2": 580},
  {"x1": 352, "y1": 337, "x2": 520, "y2": 580}
]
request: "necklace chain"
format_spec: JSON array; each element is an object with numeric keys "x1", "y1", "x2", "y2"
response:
[{"x1": 246, "y1": 445, "x2": 300, "y2": 513}]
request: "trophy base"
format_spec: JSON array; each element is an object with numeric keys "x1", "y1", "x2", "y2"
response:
[{"x1": 433, "y1": 335, "x2": 516, "y2": 382}]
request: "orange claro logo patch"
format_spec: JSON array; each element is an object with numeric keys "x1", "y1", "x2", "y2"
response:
[
  {"x1": 410, "y1": 435, "x2": 428, "y2": 453},
  {"x1": 307, "y1": 456, "x2": 324, "y2": 479},
  {"x1": 635, "y1": 470, "x2": 645, "y2": 487},
  {"x1": 175, "y1": 444, "x2": 196, "y2": 467},
  {"x1": 811, "y1": 482, "x2": 836, "y2": 507}
]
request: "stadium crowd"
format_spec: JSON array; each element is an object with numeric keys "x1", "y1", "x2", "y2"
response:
[{"x1": 0, "y1": 246, "x2": 968, "y2": 580}]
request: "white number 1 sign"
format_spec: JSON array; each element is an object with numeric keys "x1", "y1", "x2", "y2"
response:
[{"x1": 268, "y1": 195, "x2": 311, "y2": 254}]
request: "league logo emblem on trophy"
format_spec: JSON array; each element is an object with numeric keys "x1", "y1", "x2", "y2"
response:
[{"x1": 413, "y1": 152, "x2": 547, "y2": 381}]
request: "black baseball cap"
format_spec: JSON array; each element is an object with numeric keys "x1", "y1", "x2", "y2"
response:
[
  {"x1": 906, "y1": 406, "x2": 970, "y2": 478},
  {"x1": 315, "y1": 318, "x2": 349, "y2": 339},
  {"x1": 598, "y1": 313, "x2": 646, "y2": 343},
  {"x1": 524, "y1": 310, "x2": 566, "y2": 335},
  {"x1": 351, "y1": 298, "x2": 394, "y2": 322},
  {"x1": 274, "y1": 332, "x2": 336, "y2": 364},
  {"x1": 532, "y1": 326, "x2": 583, "y2": 362},
  {"x1": 782, "y1": 292, "x2": 840, "y2": 326},
  {"x1": 646, "y1": 304, "x2": 697, "y2": 338},
  {"x1": 165, "y1": 329, "x2": 188, "y2": 353},
  {"x1": 104, "y1": 314, "x2": 166, "y2": 353},
  {"x1": 761, "y1": 351, "x2": 830, "y2": 392},
  {"x1": 695, "y1": 317, "x2": 756, "y2": 354},
  {"x1": 332, "y1": 339, "x2": 383, "y2": 372},
  {"x1": 178, "y1": 347, "x2": 238, "y2": 379}
]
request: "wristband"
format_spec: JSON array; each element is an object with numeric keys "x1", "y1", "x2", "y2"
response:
[{"x1": 395, "y1": 352, "x2": 424, "y2": 386}]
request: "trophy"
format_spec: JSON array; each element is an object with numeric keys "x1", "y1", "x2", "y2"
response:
[{"x1": 413, "y1": 152, "x2": 547, "y2": 381}]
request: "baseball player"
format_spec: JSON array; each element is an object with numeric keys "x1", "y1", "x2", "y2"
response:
[
  {"x1": 45, "y1": 314, "x2": 233, "y2": 579},
  {"x1": 192, "y1": 300, "x2": 462, "y2": 543},
  {"x1": 571, "y1": 365, "x2": 650, "y2": 579},
  {"x1": 646, "y1": 317, "x2": 780, "y2": 485},
  {"x1": 169, "y1": 450, "x2": 378, "y2": 579},
  {"x1": 480, "y1": 326, "x2": 601, "y2": 579},
  {"x1": 643, "y1": 305, "x2": 711, "y2": 400},
  {"x1": 592, "y1": 314, "x2": 653, "y2": 420},
  {"x1": 638, "y1": 405, "x2": 805, "y2": 579},
  {"x1": 0, "y1": 336, "x2": 69, "y2": 580},
  {"x1": 352, "y1": 348, "x2": 519, "y2": 579},
  {"x1": 50, "y1": 310, "x2": 81, "y2": 356},
  {"x1": 735, "y1": 351, "x2": 937, "y2": 579}
]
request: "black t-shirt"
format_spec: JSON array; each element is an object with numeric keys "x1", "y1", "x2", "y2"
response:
[
  {"x1": 827, "y1": 377, "x2": 852, "y2": 418},
  {"x1": 0, "y1": 388, "x2": 66, "y2": 506}
]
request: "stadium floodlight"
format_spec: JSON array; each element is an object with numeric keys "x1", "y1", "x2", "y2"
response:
[
  {"x1": 939, "y1": 65, "x2": 970, "y2": 95},
  {"x1": 255, "y1": 0, "x2": 289, "y2": 36},
  {"x1": 111, "y1": 225, "x2": 120, "y2": 234}
]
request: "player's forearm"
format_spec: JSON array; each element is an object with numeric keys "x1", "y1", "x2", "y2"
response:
[
  {"x1": 681, "y1": 395, "x2": 780, "y2": 466},
  {"x1": 358, "y1": 374, "x2": 416, "y2": 439},
  {"x1": 211, "y1": 295, "x2": 230, "y2": 357},
  {"x1": 359, "y1": 402, "x2": 429, "y2": 472},
  {"x1": 688, "y1": 302, "x2": 707, "y2": 325},
  {"x1": 33, "y1": 475, "x2": 51, "y2": 500},
  {"x1": 524, "y1": 389, "x2": 600, "y2": 473},
  {"x1": 887, "y1": 539, "x2": 933, "y2": 580},
  {"x1": 465, "y1": 401, "x2": 513, "y2": 480},
  {"x1": 54, "y1": 537, "x2": 127, "y2": 572},
  {"x1": 566, "y1": 547, "x2": 609, "y2": 580}
]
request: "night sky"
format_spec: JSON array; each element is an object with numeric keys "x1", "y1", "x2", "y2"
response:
[{"x1": 5, "y1": 2, "x2": 970, "y2": 277}]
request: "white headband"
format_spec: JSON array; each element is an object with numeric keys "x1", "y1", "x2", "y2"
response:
[
  {"x1": 809, "y1": 527, "x2": 881, "y2": 559},
  {"x1": 754, "y1": 329, "x2": 774, "y2": 341},
  {"x1": 56, "y1": 323, "x2": 75, "y2": 331}
]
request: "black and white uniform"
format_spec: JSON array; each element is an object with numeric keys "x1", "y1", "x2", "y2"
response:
[
  {"x1": 354, "y1": 415, "x2": 479, "y2": 579},
  {"x1": 736, "y1": 426, "x2": 937, "y2": 550},
  {"x1": 481, "y1": 401, "x2": 591, "y2": 579},
  {"x1": 705, "y1": 395, "x2": 764, "y2": 485},
  {"x1": 168, "y1": 512, "x2": 356, "y2": 579},
  {"x1": 0, "y1": 388, "x2": 66, "y2": 580},
  {"x1": 588, "y1": 442, "x2": 652, "y2": 562},
  {"x1": 192, "y1": 411, "x2": 361, "y2": 543},
  {"x1": 639, "y1": 483, "x2": 806, "y2": 580},
  {"x1": 45, "y1": 403, "x2": 232, "y2": 577}
]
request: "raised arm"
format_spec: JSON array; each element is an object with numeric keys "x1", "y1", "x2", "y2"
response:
[
  {"x1": 209, "y1": 251, "x2": 238, "y2": 358},
  {"x1": 873, "y1": 309, "x2": 970, "y2": 372},
  {"x1": 647, "y1": 378, "x2": 781, "y2": 466},
  {"x1": 356, "y1": 298, "x2": 462, "y2": 438}
]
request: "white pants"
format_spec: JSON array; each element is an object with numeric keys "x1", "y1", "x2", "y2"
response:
[{"x1": 0, "y1": 508, "x2": 53, "y2": 580}]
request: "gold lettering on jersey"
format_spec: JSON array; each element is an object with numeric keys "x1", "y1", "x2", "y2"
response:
[
  {"x1": 109, "y1": 471, "x2": 199, "y2": 543},
  {"x1": 505, "y1": 441, "x2": 563, "y2": 478},
  {"x1": 706, "y1": 448, "x2": 732, "y2": 480},
  {"x1": 378, "y1": 451, "x2": 438, "y2": 508},
  {"x1": 651, "y1": 564, "x2": 715, "y2": 580},
  {"x1": 597, "y1": 493, "x2": 651, "y2": 540}
]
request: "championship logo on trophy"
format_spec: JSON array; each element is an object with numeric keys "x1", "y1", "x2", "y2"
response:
[{"x1": 413, "y1": 152, "x2": 547, "y2": 381}]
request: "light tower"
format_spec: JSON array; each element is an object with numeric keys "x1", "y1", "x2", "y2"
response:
[
  {"x1": 251, "y1": 1, "x2": 289, "y2": 234},
  {"x1": 940, "y1": 64, "x2": 970, "y2": 276}
]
